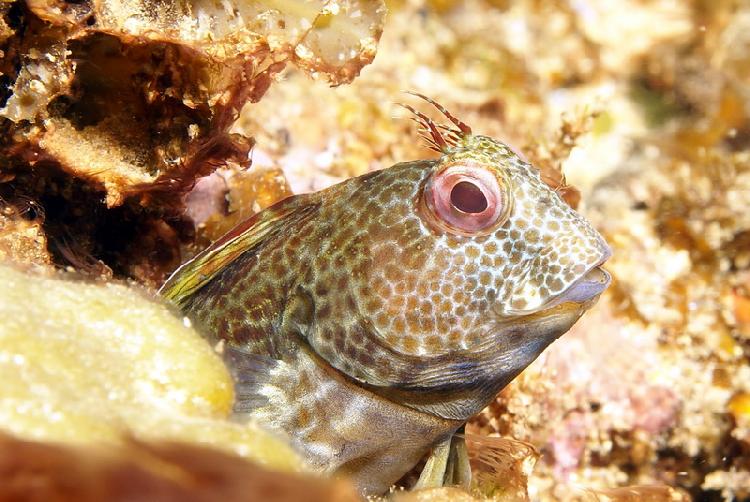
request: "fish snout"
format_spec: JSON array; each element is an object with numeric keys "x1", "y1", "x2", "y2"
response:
[
  {"x1": 543, "y1": 235, "x2": 612, "y2": 308},
  {"x1": 501, "y1": 235, "x2": 612, "y2": 316}
]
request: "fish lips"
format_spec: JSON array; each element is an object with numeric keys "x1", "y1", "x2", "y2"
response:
[
  {"x1": 538, "y1": 243, "x2": 612, "y2": 312},
  {"x1": 478, "y1": 261, "x2": 611, "y2": 395},
  {"x1": 502, "y1": 246, "x2": 612, "y2": 317},
  {"x1": 540, "y1": 265, "x2": 611, "y2": 310}
]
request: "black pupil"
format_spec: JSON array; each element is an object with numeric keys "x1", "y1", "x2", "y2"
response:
[{"x1": 450, "y1": 181, "x2": 488, "y2": 213}]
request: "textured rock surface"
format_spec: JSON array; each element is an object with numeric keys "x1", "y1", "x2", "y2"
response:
[
  {"x1": 0, "y1": 264, "x2": 302, "y2": 472},
  {"x1": 0, "y1": 0, "x2": 384, "y2": 206},
  {"x1": 0, "y1": 0, "x2": 384, "y2": 284}
]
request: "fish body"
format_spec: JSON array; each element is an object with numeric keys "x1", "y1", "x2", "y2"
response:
[{"x1": 162, "y1": 97, "x2": 611, "y2": 494}]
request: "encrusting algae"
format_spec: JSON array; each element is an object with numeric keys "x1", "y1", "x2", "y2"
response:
[{"x1": 0, "y1": 432, "x2": 360, "y2": 502}]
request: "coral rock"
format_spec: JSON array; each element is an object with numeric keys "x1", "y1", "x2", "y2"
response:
[{"x1": 0, "y1": 0, "x2": 385, "y2": 207}]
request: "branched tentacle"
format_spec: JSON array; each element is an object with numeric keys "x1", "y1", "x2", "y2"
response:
[
  {"x1": 399, "y1": 92, "x2": 472, "y2": 153},
  {"x1": 399, "y1": 103, "x2": 448, "y2": 151},
  {"x1": 406, "y1": 91, "x2": 472, "y2": 136}
]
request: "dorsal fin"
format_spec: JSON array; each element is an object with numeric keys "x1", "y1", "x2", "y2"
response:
[{"x1": 160, "y1": 196, "x2": 318, "y2": 308}]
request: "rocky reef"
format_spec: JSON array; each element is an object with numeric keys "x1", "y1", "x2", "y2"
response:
[
  {"x1": 1, "y1": 0, "x2": 749, "y2": 501},
  {"x1": 0, "y1": 0, "x2": 384, "y2": 285}
]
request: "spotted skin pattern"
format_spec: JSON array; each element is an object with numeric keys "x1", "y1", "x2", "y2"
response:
[{"x1": 162, "y1": 107, "x2": 611, "y2": 494}]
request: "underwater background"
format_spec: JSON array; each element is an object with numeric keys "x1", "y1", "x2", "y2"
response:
[{"x1": 0, "y1": 0, "x2": 748, "y2": 500}]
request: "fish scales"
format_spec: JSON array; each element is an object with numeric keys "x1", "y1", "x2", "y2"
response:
[{"x1": 162, "y1": 96, "x2": 611, "y2": 494}]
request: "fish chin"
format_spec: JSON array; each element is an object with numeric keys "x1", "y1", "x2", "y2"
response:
[
  {"x1": 487, "y1": 264, "x2": 611, "y2": 364},
  {"x1": 468, "y1": 299, "x2": 597, "y2": 411}
]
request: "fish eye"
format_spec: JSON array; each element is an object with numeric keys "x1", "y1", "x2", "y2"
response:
[
  {"x1": 450, "y1": 181, "x2": 488, "y2": 213},
  {"x1": 423, "y1": 162, "x2": 512, "y2": 236}
]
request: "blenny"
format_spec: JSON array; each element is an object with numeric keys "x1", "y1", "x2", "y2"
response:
[{"x1": 161, "y1": 94, "x2": 611, "y2": 495}]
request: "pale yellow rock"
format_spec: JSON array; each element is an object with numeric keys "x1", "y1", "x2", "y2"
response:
[{"x1": 0, "y1": 264, "x2": 303, "y2": 472}]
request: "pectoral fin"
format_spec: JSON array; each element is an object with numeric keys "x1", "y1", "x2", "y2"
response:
[{"x1": 414, "y1": 427, "x2": 472, "y2": 490}]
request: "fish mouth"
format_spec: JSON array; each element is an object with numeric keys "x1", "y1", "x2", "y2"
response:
[
  {"x1": 540, "y1": 265, "x2": 611, "y2": 311},
  {"x1": 491, "y1": 242, "x2": 613, "y2": 318},
  {"x1": 537, "y1": 245, "x2": 612, "y2": 312},
  {"x1": 500, "y1": 245, "x2": 612, "y2": 317}
]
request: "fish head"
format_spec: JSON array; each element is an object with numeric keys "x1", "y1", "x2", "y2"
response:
[
  {"x1": 423, "y1": 132, "x2": 613, "y2": 318},
  {"x1": 315, "y1": 97, "x2": 611, "y2": 417}
]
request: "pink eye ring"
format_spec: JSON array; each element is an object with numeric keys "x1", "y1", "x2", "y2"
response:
[{"x1": 422, "y1": 162, "x2": 512, "y2": 236}]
